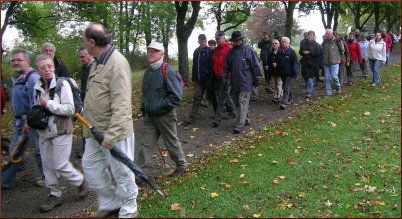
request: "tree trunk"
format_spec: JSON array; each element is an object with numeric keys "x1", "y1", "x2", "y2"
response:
[
  {"x1": 1, "y1": 1, "x2": 21, "y2": 39},
  {"x1": 175, "y1": 1, "x2": 201, "y2": 83},
  {"x1": 333, "y1": 9, "x2": 339, "y2": 32},
  {"x1": 283, "y1": 1, "x2": 298, "y2": 42},
  {"x1": 119, "y1": 1, "x2": 124, "y2": 54}
]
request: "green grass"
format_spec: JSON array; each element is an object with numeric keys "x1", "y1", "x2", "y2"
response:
[{"x1": 137, "y1": 63, "x2": 401, "y2": 218}]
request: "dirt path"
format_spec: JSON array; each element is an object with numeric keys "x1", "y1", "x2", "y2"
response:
[{"x1": 1, "y1": 46, "x2": 399, "y2": 218}]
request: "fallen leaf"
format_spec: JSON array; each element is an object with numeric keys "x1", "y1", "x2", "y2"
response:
[
  {"x1": 242, "y1": 181, "x2": 251, "y2": 185},
  {"x1": 171, "y1": 203, "x2": 182, "y2": 211},
  {"x1": 272, "y1": 160, "x2": 279, "y2": 164},
  {"x1": 286, "y1": 157, "x2": 294, "y2": 162},
  {"x1": 151, "y1": 154, "x2": 158, "y2": 158},
  {"x1": 229, "y1": 159, "x2": 239, "y2": 163},
  {"x1": 210, "y1": 192, "x2": 219, "y2": 197},
  {"x1": 328, "y1": 121, "x2": 337, "y2": 128},
  {"x1": 282, "y1": 132, "x2": 288, "y2": 136},
  {"x1": 189, "y1": 136, "x2": 196, "y2": 139},
  {"x1": 295, "y1": 138, "x2": 303, "y2": 142},
  {"x1": 279, "y1": 176, "x2": 285, "y2": 180},
  {"x1": 186, "y1": 154, "x2": 194, "y2": 157},
  {"x1": 379, "y1": 201, "x2": 385, "y2": 205},
  {"x1": 273, "y1": 179, "x2": 279, "y2": 184},
  {"x1": 324, "y1": 200, "x2": 333, "y2": 207},
  {"x1": 239, "y1": 174, "x2": 245, "y2": 178},
  {"x1": 243, "y1": 205, "x2": 251, "y2": 210},
  {"x1": 253, "y1": 214, "x2": 262, "y2": 218},
  {"x1": 192, "y1": 128, "x2": 199, "y2": 132},
  {"x1": 258, "y1": 154, "x2": 263, "y2": 157},
  {"x1": 224, "y1": 184, "x2": 233, "y2": 190},
  {"x1": 274, "y1": 130, "x2": 281, "y2": 135},
  {"x1": 322, "y1": 185, "x2": 328, "y2": 190},
  {"x1": 249, "y1": 145, "x2": 257, "y2": 149},
  {"x1": 334, "y1": 174, "x2": 341, "y2": 178},
  {"x1": 364, "y1": 111, "x2": 371, "y2": 116},
  {"x1": 240, "y1": 164, "x2": 248, "y2": 168},
  {"x1": 161, "y1": 151, "x2": 168, "y2": 157},
  {"x1": 187, "y1": 172, "x2": 197, "y2": 178},
  {"x1": 294, "y1": 149, "x2": 300, "y2": 154}
]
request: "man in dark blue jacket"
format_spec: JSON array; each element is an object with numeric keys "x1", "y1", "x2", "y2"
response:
[
  {"x1": 184, "y1": 34, "x2": 216, "y2": 124},
  {"x1": 222, "y1": 31, "x2": 262, "y2": 134}
]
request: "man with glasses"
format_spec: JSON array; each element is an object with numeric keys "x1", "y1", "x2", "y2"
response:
[{"x1": 1, "y1": 48, "x2": 45, "y2": 190}]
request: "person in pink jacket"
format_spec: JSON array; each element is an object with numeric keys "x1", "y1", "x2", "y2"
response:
[{"x1": 381, "y1": 29, "x2": 392, "y2": 65}]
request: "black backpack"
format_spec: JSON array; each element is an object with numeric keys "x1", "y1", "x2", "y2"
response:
[{"x1": 53, "y1": 77, "x2": 83, "y2": 115}]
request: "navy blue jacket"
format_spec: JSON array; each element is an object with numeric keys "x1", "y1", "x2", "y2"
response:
[
  {"x1": 277, "y1": 47, "x2": 299, "y2": 78},
  {"x1": 222, "y1": 43, "x2": 262, "y2": 92},
  {"x1": 192, "y1": 46, "x2": 213, "y2": 82}
]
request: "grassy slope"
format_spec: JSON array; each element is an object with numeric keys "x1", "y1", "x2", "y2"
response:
[{"x1": 137, "y1": 63, "x2": 401, "y2": 218}]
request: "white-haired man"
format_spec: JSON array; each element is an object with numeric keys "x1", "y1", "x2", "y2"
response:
[{"x1": 42, "y1": 42, "x2": 70, "y2": 77}]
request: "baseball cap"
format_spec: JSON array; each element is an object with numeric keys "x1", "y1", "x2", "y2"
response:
[
  {"x1": 215, "y1": 31, "x2": 225, "y2": 39},
  {"x1": 198, "y1": 34, "x2": 206, "y2": 41},
  {"x1": 147, "y1": 41, "x2": 164, "y2": 52}
]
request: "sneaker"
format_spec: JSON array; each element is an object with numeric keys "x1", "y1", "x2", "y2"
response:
[
  {"x1": 305, "y1": 93, "x2": 312, "y2": 98},
  {"x1": 233, "y1": 126, "x2": 244, "y2": 134},
  {"x1": 168, "y1": 168, "x2": 187, "y2": 177},
  {"x1": 184, "y1": 116, "x2": 195, "y2": 124},
  {"x1": 371, "y1": 83, "x2": 377, "y2": 86},
  {"x1": 78, "y1": 180, "x2": 90, "y2": 198},
  {"x1": 348, "y1": 82, "x2": 353, "y2": 86},
  {"x1": 39, "y1": 195, "x2": 63, "y2": 213},
  {"x1": 36, "y1": 179, "x2": 46, "y2": 187},
  {"x1": 280, "y1": 104, "x2": 287, "y2": 110},
  {"x1": 336, "y1": 89, "x2": 341, "y2": 95},
  {"x1": 88, "y1": 209, "x2": 120, "y2": 218}
]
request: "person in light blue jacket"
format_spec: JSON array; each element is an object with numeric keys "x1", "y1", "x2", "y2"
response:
[{"x1": 359, "y1": 33, "x2": 369, "y2": 78}]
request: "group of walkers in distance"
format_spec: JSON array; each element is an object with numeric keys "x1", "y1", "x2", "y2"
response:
[{"x1": 0, "y1": 22, "x2": 397, "y2": 218}]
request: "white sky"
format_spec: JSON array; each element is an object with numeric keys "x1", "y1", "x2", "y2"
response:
[{"x1": 2, "y1": 5, "x2": 326, "y2": 58}]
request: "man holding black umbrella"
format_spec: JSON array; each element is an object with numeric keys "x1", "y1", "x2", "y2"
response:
[{"x1": 81, "y1": 23, "x2": 138, "y2": 218}]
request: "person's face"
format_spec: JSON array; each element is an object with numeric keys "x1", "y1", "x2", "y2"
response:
[
  {"x1": 42, "y1": 46, "x2": 55, "y2": 57},
  {"x1": 198, "y1": 39, "x2": 207, "y2": 48},
  {"x1": 208, "y1": 44, "x2": 216, "y2": 50},
  {"x1": 233, "y1": 40, "x2": 242, "y2": 46},
  {"x1": 263, "y1": 33, "x2": 269, "y2": 39},
  {"x1": 349, "y1": 34, "x2": 355, "y2": 41},
  {"x1": 281, "y1": 40, "x2": 289, "y2": 49},
  {"x1": 215, "y1": 36, "x2": 225, "y2": 45},
  {"x1": 82, "y1": 32, "x2": 96, "y2": 56},
  {"x1": 307, "y1": 33, "x2": 314, "y2": 41},
  {"x1": 325, "y1": 30, "x2": 333, "y2": 40},
  {"x1": 11, "y1": 53, "x2": 30, "y2": 73},
  {"x1": 272, "y1": 41, "x2": 279, "y2": 50},
  {"x1": 376, "y1": 33, "x2": 382, "y2": 40},
  {"x1": 147, "y1": 48, "x2": 164, "y2": 63},
  {"x1": 78, "y1": 50, "x2": 92, "y2": 65},
  {"x1": 37, "y1": 59, "x2": 54, "y2": 81}
]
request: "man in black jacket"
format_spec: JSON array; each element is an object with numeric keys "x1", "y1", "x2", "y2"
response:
[
  {"x1": 258, "y1": 32, "x2": 273, "y2": 93},
  {"x1": 42, "y1": 42, "x2": 70, "y2": 77},
  {"x1": 184, "y1": 34, "x2": 216, "y2": 124}
]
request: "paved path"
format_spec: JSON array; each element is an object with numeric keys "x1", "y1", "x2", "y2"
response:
[{"x1": 1, "y1": 45, "x2": 399, "y2": 218}]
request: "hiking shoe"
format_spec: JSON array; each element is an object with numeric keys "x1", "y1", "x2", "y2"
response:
[
  {"x1": 36, "y1": 179, "x2": 46, "y2": 187},
  {"x1": 234, "y1": 126, "x2": 244, "y2": 134},
  {"x1": 184, "y1": 116, "x2": 195, "y2": 124},
  {"x1": 348, "y1": 82, "x2": 353, "y2": 86},
  {"x1": 336, "y1": 89, "x2": 341, "y2": 95},
  {"x1": 305, "y1": 93, "x2": 312, "y2": 98},
  {"x1": 168, "y1": 168, "x2": 187, "y2": 177},
  {"x1": 280, "y1": 104, "x2": 287, "y2": 110},
  {"x1": 39, "y1": 195, "x2": 63, "y2": 213},
  {"x1": 88, "y1": 208, "x2": 120, "y2": 218},
  {"x1": 245, "y1": 119, "x2": 250, "y2": 126},
  {"x1": 212, "y1": 120, "x2": 220, "y2": 127},
  {"x1": 78, "y1": 180, "x2": 90, "y2": 198},
  {"x1": 271, "y1": 98, "x2": 279, "y2": 103},
  {"x1": 371, "y1": 83, "x2": 377, "y2": 86}
]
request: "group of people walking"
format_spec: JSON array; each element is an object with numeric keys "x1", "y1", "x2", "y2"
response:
[{"x1": 1, "y1": 22, "x2": 395, "y2": 218}]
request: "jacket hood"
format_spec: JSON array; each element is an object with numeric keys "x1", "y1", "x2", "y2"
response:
[{"x1": 218, "y1": 41, "x2": 230, "y2": 48}]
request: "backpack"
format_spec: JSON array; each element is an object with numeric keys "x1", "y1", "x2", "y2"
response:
[
  {"x1": 161, "y1": 63, "x2": 185, "y2": 88},
  {"x1": 13, "y1": 69, "x2": 36, "y2": 86},
  {"x1": 52, "y1": 77, "x2": 83, "y2": 115}
]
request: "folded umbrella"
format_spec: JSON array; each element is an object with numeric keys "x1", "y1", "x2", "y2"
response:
[{"x1": 75, "y1": 113, "x2": 164, "y2": 197}]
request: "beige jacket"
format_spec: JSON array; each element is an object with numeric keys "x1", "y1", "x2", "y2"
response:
[{"x1": 83, "y1": 49, "x2": 134, "y2": 145}]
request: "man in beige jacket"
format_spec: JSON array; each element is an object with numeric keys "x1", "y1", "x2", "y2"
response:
[{"x1": 81, "y1": 23, "x2": 138, "y2": 218}]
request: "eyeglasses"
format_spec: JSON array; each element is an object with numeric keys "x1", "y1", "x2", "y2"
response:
[
  {"x1": 39, "y1": 64, "x2": 54, "y2": 71},
  {"x1": 10, "y1": 59, "x2": 26, "y2": 63}
]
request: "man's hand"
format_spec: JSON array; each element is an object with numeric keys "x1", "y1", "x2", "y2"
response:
[
  {"x1": 346, "y1": 62, "x2": 350, "y2": 67},
  {"x1": 273, "y1": 63, "x2": 277, "y2": 68},
  {"x1": 303, "y1": 50, "x2": 310, "y2": 55},
  {"x1": 101, "y1": 141, "x2": 114, "y2": 150},
  {"x1": 39, "y1": 97, "x2": 48, "y2": 106},
  {"x1": 22, "y1": 123, "x2": 31, "y2": 134}
]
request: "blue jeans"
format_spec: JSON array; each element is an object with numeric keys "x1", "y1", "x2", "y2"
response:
[
  {"x1": 306, "y1": 77, "x2": 314, "y2": 94},
  {"x1": 369, "y1": 59, "x2": 381, "y2": 85},
  {"x1": 1, "y1": 123, "x2": 44, "y2": 185},
  {"x1": 324, "y1": 64, "x2": 340, "y2": 96}
]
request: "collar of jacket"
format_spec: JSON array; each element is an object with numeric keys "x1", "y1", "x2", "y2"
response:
[
  {"x1": 35, "y1": 73, "x2": 57, "y2": 93},
  {"x1": 95, "y1": 44, "x2": 115, "y2": 65}
]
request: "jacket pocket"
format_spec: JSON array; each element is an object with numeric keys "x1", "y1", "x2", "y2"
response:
[{"x1": 55, "y1": 116, "x2": 73, "y2": 135}]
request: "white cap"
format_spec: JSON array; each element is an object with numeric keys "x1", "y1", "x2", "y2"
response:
[{"x1": 147, "y1": 41, "x2": 164, "y2": 52}]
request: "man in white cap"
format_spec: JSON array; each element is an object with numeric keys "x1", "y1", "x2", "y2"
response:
[
  {"x1": 137, "y1": 42, "x2": 187, "y2": 178},
  {"x1": 81, "y1": 23, "x2": 138, "y2": 218}
]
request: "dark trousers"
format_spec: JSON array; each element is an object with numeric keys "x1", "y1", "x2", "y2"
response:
[
  {"x1": 281, "y1": 76, "x2": 293, "y2": 105},
  {"x1": 189, "y1": 80, "x2": 217, "y2": 117},
  {"x1": 214, "y1": 79, "x2": 236, "y2": 121}
]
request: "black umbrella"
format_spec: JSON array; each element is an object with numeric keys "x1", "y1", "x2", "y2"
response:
[{"x1": 75, "y1": 113, "x2": 164, "y2": 197}]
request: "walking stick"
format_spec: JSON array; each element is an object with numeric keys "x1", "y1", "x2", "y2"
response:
[
  {"x1": 75, "y1": 113, "x2": 164, "y2": 197},
  {"x1": 9, "y1": 134, "x2": 27, "y2": 163},
  {"x1": 156, "y1": 144, "x2": 168, "y2": 168}
]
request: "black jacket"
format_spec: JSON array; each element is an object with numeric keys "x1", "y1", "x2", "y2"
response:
[
  {"x1": 258, "y1": 38, "x2": 272, "y2": 64},
  {"x1": 192, "y1": 46, "x2": 213, "y2": 82},
  {"x1": 277, "y1": 47, "x2": 299, "y2": 78},
  {"x1": 299, "y1": 40, "x2": 322, "y2": 78},
  {"x1": 267, "y1": 49, "x2": 282, "y2": 77}
]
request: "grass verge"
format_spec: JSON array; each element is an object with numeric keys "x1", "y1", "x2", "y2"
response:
[{"x1": 137, "y1": 63, "x2": 401, "y2": 218}]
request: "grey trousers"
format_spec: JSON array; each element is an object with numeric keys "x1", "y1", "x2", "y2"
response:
[
  {"x1": 189, "y1": 80, "x2": 216, "y2": 117},
  {"x1": 345, "y1": 60, "x2": 359, "y2": 83},
  {"x1": 360, "y1": 59, "x2": 369, "y2": 76},
  {"x1": 233, "y1": 91, "x2": 251, "y2": 128},
  {"x1": 214, "y1": 79, "x2": 236, "y2": 121},
  {"x1": 137, "y1": 109, "x2": 187, "y2": 175},
  {"x1": 281, "y1": 76, "x2": 293, "y2": 104}
]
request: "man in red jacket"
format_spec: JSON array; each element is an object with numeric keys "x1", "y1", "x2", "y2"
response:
[
  {"x1": 345, "y1": 32, "x2": 362, "y2": 86},
  {"x1": 381, "y1": 29, "x2": 392, "y2": 65},
  {"x1": 212, "y1": 31, "x2": 236, "y2": 127}
]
